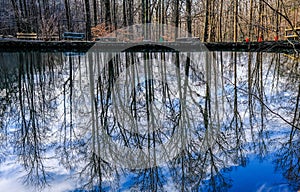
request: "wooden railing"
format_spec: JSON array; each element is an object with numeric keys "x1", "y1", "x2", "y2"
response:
[
  {"x1": 16, "y1": 32, "x2": 37, "y2": 40},
  {"x1": 285, "y1": 27, "x2": 300, "y2": 40}
]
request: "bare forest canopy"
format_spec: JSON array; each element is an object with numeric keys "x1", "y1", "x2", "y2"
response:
[{"x1": 0, "y1": 0, "x2": 300, "y2": 42}]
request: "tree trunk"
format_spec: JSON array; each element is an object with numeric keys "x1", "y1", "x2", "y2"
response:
[
  {"x1": 85, "y1": 0, "x2": 92, "y2": 40},
  {"x1": 219, "y1": 0, "x2": 223, "y2": 42},
  {"x1": 105, "y1": 0, "x2": 112, "y2": 29},
  {"x1": 209, "y1": 0, "x2": 216, "y2": 41},
  {"x1": 258, "y1": 0, "x2": 263, "y2": 41},
  {"x1": 123, "y1": 0, "x2": 127, "y2": 26},
  {"x1": 248, "y1": 0, "x2": 253, "y2": 41},
  {"x1": 128, "y1": 0, "x2": 133, "y2": 26},
  {"x1": 203, "y1": 0, "x2": 209, "y2": 42},
  {"x1": 186, "y1": 0, "x2": 192, "y2": 36},
  {"x1": 11, "y1": 0, "x2": 21, "y2": 31},
  {"x1": 174, "y1": 0, "x2": 179, "y2": 38},
  {"x1": 93, "y1": 0, "x2": 98, "y2": 26},
  {"x1": 113, "y1": 0, "x2": 117, "y2": 31},
  {"x1": 64, "y1": 0, "x2": 71, "y2": 31},
  {"x1": 142, "y1": 0, "x2": 150, "y2": 39},
  {"x1": 276, "y1": 0, "x2": 280, "y2": 39},
  {"x1": 234, "y1": 0, "x2": 238, "y2": 42}
]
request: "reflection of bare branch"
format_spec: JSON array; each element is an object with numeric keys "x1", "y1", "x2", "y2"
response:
[
  {"x1": 292, "y1": 84, "x2": 300, "y2": 130},
  {"x1": 1, "y1": 50, "x2": 299, "y2": 191},
  {"x1": 275, "y1": 129, "x2": 300, "y2": 190},
  {"x1": 14, "y1": 52, "x2": 62, "y2": 189},
  {"x1": 237, "y1": 86, "x2": 300, "y2": 130}
]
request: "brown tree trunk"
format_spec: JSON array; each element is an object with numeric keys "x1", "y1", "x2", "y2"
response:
[
  {"x1": 234, "y1": 0, "x2": 238, "y2": 42},
  {"x1": 105, "y1": 0, "x2": 112, "y2": 29},
  {"x1": 219, "y1": 0, "x2": 223, "y2": 42},
  {"x1": 203, "y1": 0, "x2": 209, "y2": 42},
  {"x1": 248, "y1": 0, "x2": 253, "y2": 41}
]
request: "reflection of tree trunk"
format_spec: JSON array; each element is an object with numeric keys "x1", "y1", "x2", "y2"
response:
[
  {"x1": 233, "y1": 52, "x2": 246, "y2": 165},
  {"x1": 88, "y1": 53, "x2": 97, "y2": 156},
  {"x1": 248, "y1": 52, "x2": 253, "y2": 129},
  {"x1": 16, "y1": 53, "x2": 48, "y2": 187},
  {"x1": 248, "y1": 52, "x2": 256, "y2": 146},
  {"x1": 233, "y1": 52, "x2": 238, "y2": 129},
  {"x1": 292, "y1": 84, "x2": 300, "y2": 131},
  {"x1": 204, "y1": 52, "x2": 211, "y2": 129},
  {"x1": 258, "y1": 53, "x2": 264, "y2": 129},
  {"x1": 220, "y1": 52, "x2": 225, "y2": 116},
  {"x1": 88, "y1": 53, "x2": 104, "y2": 190}
]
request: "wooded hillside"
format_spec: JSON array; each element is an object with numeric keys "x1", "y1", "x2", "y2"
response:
[{"x1": 0, "y1": 0, "x2": 299, "y2": 41}]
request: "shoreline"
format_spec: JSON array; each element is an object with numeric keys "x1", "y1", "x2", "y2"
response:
[{"x1": 0, "y1": 39, "x2": 299, "y2": 53}]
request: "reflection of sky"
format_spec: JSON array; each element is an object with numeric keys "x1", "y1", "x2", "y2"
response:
[
  {"x1": 228, "y1": 155, "x2": 291, "y2": 192},
  {"x1": 0, "y1": 51, "x2": 299, "y2": 191}
]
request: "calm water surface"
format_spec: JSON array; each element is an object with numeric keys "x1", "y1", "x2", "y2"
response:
[{"x1": 0, "y1": 50, "x2": 299, "y2": 191}]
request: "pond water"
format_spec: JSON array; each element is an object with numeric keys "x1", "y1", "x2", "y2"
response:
[{"x1": 0, "y1": 50, "x2": 299, "y2": 192}]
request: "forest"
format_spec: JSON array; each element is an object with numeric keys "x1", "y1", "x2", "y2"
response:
[
  {"x1": 0, "y1": 0, "x2": 299, "y2": 42},
  {"x1": 1, "y1": 1, "x2": 300, "y2": 191}
]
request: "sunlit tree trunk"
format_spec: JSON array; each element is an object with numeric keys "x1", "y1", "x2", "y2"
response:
[
  {"x1": 275, "y1": 0, "x2": 280, "y2": 39},
  {"x1": 248, "y1": 0, "x2": 253, "y2": 41},
  {"x1": 233, "y1": 0, "x2": 238, "y2": 42},
  {"x1": 258, "y1": 0, "x2": 263, "y2": 41},
  {"x1": 218, "y1": 0, "x2": 223, "y2": 42},
  {"x1": 208, "y1": 0, "x2": 216, "y2": 41}
]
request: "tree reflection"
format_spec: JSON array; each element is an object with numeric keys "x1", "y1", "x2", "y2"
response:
[
  {"x1": 275, "y1": 66, "x2": 300, "y2": 190},
  {"x1": 0, "y1": 52, "x2": 64, "y2": 188},
  {"x1": 0, "y1": 50, "x2": 299, "y2": 191}
]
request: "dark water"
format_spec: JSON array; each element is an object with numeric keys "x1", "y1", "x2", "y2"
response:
[{"x1": 0, "y1": 50, "x2": 299, "y2": 192}]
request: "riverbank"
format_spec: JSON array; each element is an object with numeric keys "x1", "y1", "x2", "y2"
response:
[{"x1": 0, "y1": 39, "x2": 299, "y2": 53}]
